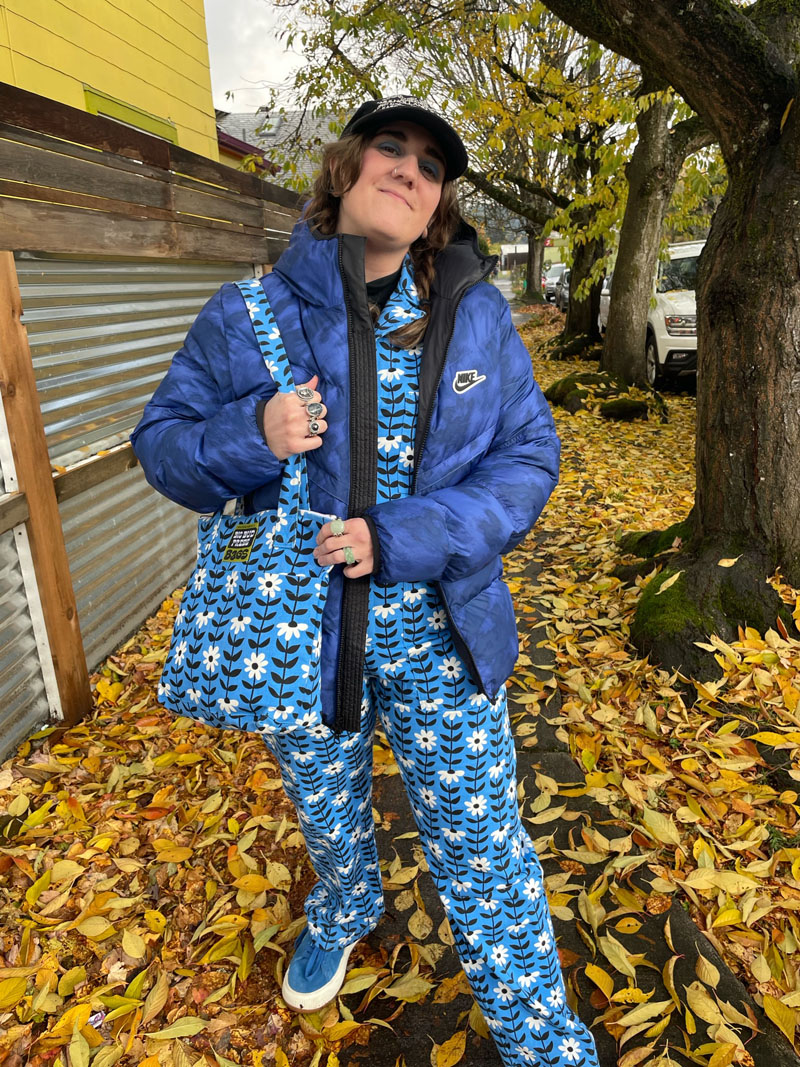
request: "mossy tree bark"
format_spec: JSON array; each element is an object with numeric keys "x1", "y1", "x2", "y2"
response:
[
  {"x1": 538, "y1": 0, "x2": 800, "y2": 675},
  {"x1": 602, "y1": 79, "x2": 713, "y2": 385}
]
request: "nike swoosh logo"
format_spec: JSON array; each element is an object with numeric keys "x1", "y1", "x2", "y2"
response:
[{"x1": 453, "y1": 372, "x2": 487, "y2": 394}]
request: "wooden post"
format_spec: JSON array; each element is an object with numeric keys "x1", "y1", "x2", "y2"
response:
[{"x1": 0, "y1": 251, "x2": 91, "y2": 725}]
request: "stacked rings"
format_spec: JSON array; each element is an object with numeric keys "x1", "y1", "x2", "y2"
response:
[
  {"x1": 308, "y1": 420, "x2": 321, "y2": 435},
  {"x1": 296, "y1": 385, "x2": 315, "y2": 400}
]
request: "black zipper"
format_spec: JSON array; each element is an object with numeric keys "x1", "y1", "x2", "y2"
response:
[
  {"x1": 411, "y1": 264, "x2": 495, "y2": 695},
  {"x1": 334, "y1": 237, "x2": 377, "y2": 733}
]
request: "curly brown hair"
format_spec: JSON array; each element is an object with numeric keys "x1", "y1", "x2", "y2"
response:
[{"x1": 302, "y1": 132, "x2": 462, "y2": 347}]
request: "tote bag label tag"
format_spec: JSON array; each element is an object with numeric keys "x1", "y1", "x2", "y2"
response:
[{"x1": 223, "y1": 523, "x2": 259, "y2": 562}]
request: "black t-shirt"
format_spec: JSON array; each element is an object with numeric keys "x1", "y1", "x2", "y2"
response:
[{"x1": 366, "y1": 268, "x2": 402, "y2": 312}]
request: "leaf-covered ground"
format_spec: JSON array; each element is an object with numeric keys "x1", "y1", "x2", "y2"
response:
[{"x1": 2, "y1": 309, "x2": 800, "y2": 1067}]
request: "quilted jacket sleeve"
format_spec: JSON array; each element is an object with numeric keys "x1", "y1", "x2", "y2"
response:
[
  {"x1": 130, "y1": 284, "x2": 284, "y2": 512},
  {"x1": 364, "y1": 294, "x2": 559, "y2": 583}
]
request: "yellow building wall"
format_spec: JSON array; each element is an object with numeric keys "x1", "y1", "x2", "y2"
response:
[{"x1": 0, "y1": 0, "x2": 219, "y2": 160}]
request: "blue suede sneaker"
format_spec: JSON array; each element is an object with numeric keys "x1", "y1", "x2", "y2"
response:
[{"x1": 281, "y1": 926, "x2": 357, "y2": 1012}]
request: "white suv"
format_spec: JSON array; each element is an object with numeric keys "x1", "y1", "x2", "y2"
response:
[{"x1": 645, "y1": 241, "x2": 704, "y2": 387}]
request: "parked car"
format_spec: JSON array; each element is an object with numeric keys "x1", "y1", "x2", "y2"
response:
[
  {"x1": 543, "y1": 262, "x2": 566, "y2": 302},
  {"x1": 598, "y1": 273, "x2": 612, "y2": 333},
  {"x1": 646, "y1": 241, "x2": 704, "y2": 387},
  {"x1": 555, "y1": 268, "x2": 570, "y2": 312}
]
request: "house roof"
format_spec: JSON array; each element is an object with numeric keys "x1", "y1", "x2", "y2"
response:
[{"x1": 215, "y1": 108, "x2": 341, "y2": 188}]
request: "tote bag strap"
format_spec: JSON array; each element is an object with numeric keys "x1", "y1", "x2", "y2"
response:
[{"x1": 235, "y1": 279, "x2": 310, "y2": 516}]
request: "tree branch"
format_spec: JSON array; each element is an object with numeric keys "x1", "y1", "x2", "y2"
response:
[
  {"x1": 537, "y1": 0, "x2": 796, "y2": 159},
  {"x1": 464, "y1": 168, "x2": 555, "y2": 224}
]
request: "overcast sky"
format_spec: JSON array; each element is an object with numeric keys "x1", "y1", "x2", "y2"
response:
[{"x1": 204, "y1": 0, "x2": 302, "y2": 112}]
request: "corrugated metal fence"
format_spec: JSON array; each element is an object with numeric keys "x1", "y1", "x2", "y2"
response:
[
  {"x1": 0, "y1": 254, "x2": 257, "y2": 756},
  {"x1": 17, "y1": 254, "x2": 252, "y2": 462},
  {"x1": 0, "y1": 81, "x2": 303, "y2": 759}
]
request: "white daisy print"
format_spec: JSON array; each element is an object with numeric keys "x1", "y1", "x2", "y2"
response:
[
  {"x1": 157, "y1": 681, "x2": 170, "y2": 698},
  {"x1": 420, "y1": 698, "x2": 444, "y2": 712},
  {"x1": 202, "y1": 645, "x2": 220, "y2": 672},
  {"x1": 548, "y1": 987, "x2": 565, "y2": 1009},
  {"x1": 438, "y1": 656, "x2": 462, "y2": 679},
  {"x1": 269, "y1": 705, "x2": 293, "y2": 721},
  {"x1": 414, "y1": 729, "x2": 437, "y2": 751},
  {"x1": 470, "y1": 856, "x2": 492, "y2": 873},
  {"x1": 378, "y1": 434, "x2": 402, "y2": 452},
  {"x1": 403, "y1": 587, "x2": 427, "y2": 603},
  {"x1": 187, "y1": 687, "x2": 200, "y2": 704},
  {"x1": 465, "y1": 795, "x2": 487, "y2": 817},
  {"x1": 229, "y1": 615, "x2": 251, "y2": 634},
  {"x1": 378, "y1": 367, "x2": 404, "y2": 381},
  {"x1": 325, "y1": 760, "x2": 345, "y2": 775},
  {"x1": 467, "y1": 729, "x2": 488, "y2": 752},
  {"x1": 443, "y1": 827, "x2": 465, "y2": 842},
  {"x1": 225, "y1": 571, "x2": 239, "y2": 593},
  {"x1": 244, "y1": 652, "x2": 268, "y2": 680},
  {"x1": 399, "y1": 445, "x2": 414, "y2": 469},
  {"x1": 427, "y1": 609, "x2": 447, "y2": 630},
  {"x1": 536, "y1": 931, "x2": 552, "y2": 953},
  {"x1": 174, "y1": 640, "x2": 187, "y2": 665},
  {"x1": 372, "y1": 602, "x2": 400, "y2": 619},
  {"x1": 490, "y1": 944, "x2": 509, "y2": 967},
  {"x1": 217, "y1": 697, "x2": 239, "y2": 714},
  {"x1": 276, "y1": 620, "x2": 308, "y2": 640},
  {"x1": 258, "y1": 573, "x2": 283, "y2": 598},
  {"x1": 195, "y1": 609, "x2": 215, "y2": 628},
  {"x1": 194, "y1": 567, "x2": 207, "y2": 589},
  {"x1": 518, "y1": 971, "x2": 541, "y2": 988},
  {"x1": 439, "y1": 768, "x2": 465, "y2": 785},
  {"x1": 494, "y1": 982, "x2": 514, "y2": 1003},
  {"x1": 558, "y1": 1037, "x2": 583, "y2": 1063},
  {"x1": 420, "y1": 787, "x2": 437, "y2": 808}
]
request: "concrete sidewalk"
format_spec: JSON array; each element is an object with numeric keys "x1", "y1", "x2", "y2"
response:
[{"x1": 339, "y1": 552, "x2": 800, "y2": 1066}]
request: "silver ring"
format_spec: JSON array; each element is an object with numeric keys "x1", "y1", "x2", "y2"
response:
[
  {"x1": 296, "y1": 386, "x2": 315, "y2": 400},
  {"x1": 308, "y1": 419, "x2": 321, "y2": 435},
  {"x1": 306, "y1": 401, "x2": 324, "y2": 418}
]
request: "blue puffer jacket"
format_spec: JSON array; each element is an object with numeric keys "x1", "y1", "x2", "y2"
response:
[{"x1": 131, "y1": 220, "x2": 560, "y2": 731}]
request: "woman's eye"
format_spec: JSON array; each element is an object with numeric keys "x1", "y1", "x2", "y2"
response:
[
  {"x1": 377, "y1": 139, "x2": 401, "y2": 155},
  {"x1": 420, "y1": 160, "x2": 441, "y2": 181}
]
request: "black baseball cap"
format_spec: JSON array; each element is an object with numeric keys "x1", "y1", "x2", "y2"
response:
[{"x1": 341, "y1": 96, "x2": 468, "y2": 181}]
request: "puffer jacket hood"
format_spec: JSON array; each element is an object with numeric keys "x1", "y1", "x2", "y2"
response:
[{"x1": 132, "y1": 218, "x2": 559, "y2": 731}]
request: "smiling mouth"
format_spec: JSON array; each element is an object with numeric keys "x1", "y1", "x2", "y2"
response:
[{"x1": 381, "y1": 189, "x2": 410, "y2": 207}]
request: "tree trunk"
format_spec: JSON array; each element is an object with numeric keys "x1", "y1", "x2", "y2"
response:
[
  {"x1": 533, "y1": 0, "x2": 800, "y2": 678},
  {"x1": 603, "y1": 90, "x2": 714, "y2": 385},
  {"x1": 695, "y1": 136, "x2": 800, "y2": 588},
  {"x1": 525, "y1": 230, "x2": 546, "y2": 302},
  {"x1": 602, "y1": 94, "x2": 677, "y2": 384},
  {"x1": 563, "y1": 230, "x2": 603, "y2": 344}
]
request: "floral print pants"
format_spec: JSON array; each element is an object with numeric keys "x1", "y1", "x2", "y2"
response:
[{"x1": 261, "y1": 581, "x2": 598, "y2": 1067}]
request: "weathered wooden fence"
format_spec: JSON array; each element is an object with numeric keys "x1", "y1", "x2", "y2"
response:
[{"x1": 0, "y1": 83, "x2": 303, "y2": 757}]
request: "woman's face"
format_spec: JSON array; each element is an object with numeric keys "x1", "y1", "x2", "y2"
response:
[{"x1": 336, "y1": 121, "x2": 445, "y2": 256}]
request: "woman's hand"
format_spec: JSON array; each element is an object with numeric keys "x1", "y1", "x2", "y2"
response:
[
  {"x1": 262, "y1": 375, "x2": 327, "y2": 460},
  {"x1": 314, "y1": 518, "x2": 374, "y2": 579}
]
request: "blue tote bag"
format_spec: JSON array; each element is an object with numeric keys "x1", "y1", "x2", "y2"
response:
[{"x1": 158, "y1": 279, "x2": 336, "y2": 735}]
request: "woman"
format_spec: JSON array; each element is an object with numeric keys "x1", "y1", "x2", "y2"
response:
[{"x1": 132, "y1": 97, "x2": 598, "y2": 1067}]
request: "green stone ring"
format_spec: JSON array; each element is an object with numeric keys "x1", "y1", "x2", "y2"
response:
[
  {"x1": 330, "y1": 518, "x2": 345, "y2": 536},
  {"x1": 343, "y1": 546, "x2": 357, "y2": 565}
]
